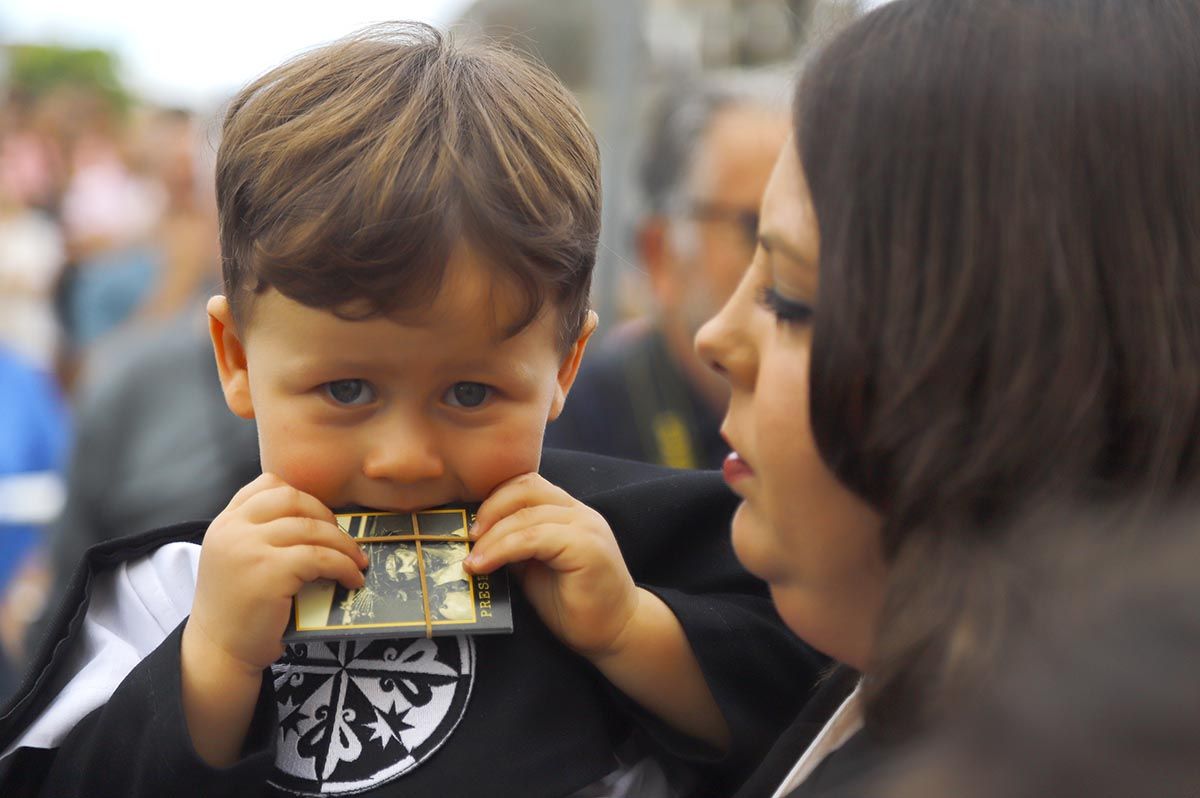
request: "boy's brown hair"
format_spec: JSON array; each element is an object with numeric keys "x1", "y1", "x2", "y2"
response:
[{"x1": 215, "y1": 22, "x2": 600, "y2": 349}]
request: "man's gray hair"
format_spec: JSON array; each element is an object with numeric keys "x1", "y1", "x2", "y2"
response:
[{"x1": 638, "y1": 68, "x2": 793, "y2": 216}]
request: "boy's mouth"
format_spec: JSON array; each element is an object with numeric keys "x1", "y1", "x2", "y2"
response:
[
  {"x1": 332, "y1": 499, "x2": 474, "y2": 515},
  {"x1": 331, "y1": 503, "x2": 383, "y2": 514}
]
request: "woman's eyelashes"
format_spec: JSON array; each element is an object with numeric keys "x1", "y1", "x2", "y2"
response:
[
  {"x1": 443, "y1": 381, "x2": 492, "y2": 409},
  {"x1": 325, "y1": 379, "x2": 376, "y2": 406},
  {"x1": 757, "y1": 286, "x2": 815, "y2": 324}
]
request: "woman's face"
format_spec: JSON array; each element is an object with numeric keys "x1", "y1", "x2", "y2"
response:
[{"x1": 695, "y1": 143, "x2": 887, "y2": 668}]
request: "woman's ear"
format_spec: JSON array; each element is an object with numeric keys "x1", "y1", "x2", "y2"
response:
[
  {"x1": 207, "y1": 295, "x2": 255, "y2": 419},
  {"x1": 549, "y1": 310, "x2": 599, "y2": 421}
]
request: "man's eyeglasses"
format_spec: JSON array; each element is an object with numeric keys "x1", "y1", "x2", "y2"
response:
[{"x1": 684, "y1": 202, "x2": 759, "y2": 249}]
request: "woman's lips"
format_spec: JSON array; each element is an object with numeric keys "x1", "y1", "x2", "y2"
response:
[{"x1": 722, "y1": 451, "x2": 754, "y2": 485}]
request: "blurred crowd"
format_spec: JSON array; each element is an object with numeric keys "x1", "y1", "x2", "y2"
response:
[
  {"x1": 2, "y1": 89, "x2": 219, "y2": 377},
  {"x1": 0, "y1": 84, "x2": 232, "y2": 694}
]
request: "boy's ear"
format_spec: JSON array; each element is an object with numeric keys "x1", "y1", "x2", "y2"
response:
[
  {"x1": 548, "y1": 310, "x2": 598, "y2": 421},
  {"x1": 207, "y1": 295, "x2": 255, "y2": 419}
]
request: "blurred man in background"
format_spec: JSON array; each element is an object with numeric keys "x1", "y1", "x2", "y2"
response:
[{"x1": 546, "y1": 74, "x2": 789, "y2": 468}]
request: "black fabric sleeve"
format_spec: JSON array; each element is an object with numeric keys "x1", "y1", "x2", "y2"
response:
[
  {"x1": 655, "y1": 586, "x2": 825, "y2": 759},
  {"x1": 36, "y1": 621, "x2": 277, "y2": 798},
  {"x1": 614, "y1": 585, "x2": 827, "y2": 791}
]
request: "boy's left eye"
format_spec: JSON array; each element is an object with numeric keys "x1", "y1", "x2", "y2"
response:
[
  {"x1": 325, "y1": 379, "x2": 376, "y2": 406},
  {"x1": 444, "y1": 382, "x2": 491, "y2": 409}
]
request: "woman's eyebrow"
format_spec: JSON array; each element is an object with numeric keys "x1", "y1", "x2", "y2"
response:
[{"x1": 758, "y1": 232, "x2": 808, "y2": 265}]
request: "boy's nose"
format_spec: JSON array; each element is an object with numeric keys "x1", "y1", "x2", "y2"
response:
[{"x1": 361, "y1": 427, "x2": 446, "y2": 483}]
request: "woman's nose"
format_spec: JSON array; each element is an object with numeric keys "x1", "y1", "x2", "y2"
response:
[
  {"x1": 695, "y1": 313, "x2": 728, "y2": 377},
  {"x1": 695, "y1": 280, "x2": 756, "y2": 387}
]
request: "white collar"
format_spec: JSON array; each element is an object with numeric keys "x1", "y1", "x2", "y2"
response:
[{"x1": 770, "y1": 680, "x2": 864, "y2": 798}]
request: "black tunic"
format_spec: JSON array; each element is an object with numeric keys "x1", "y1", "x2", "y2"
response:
[{"x1": 0, "y1": 450, "x2": 825, "y2": 798}]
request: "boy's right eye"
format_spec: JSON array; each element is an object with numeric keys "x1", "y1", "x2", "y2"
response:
[{"x1": 324, "y1": 379, "x2": 376, "y2": 406}]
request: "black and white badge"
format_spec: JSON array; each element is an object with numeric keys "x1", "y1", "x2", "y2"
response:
[{"x1": 269, "y1": 636, "x2": 474, "y2": 796}]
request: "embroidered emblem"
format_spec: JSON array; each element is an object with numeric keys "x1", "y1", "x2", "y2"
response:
[{"x1": 269, "y1": 636, "x2": 474, "y2": 796}]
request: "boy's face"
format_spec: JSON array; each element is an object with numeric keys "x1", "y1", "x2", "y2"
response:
[{"x1": 208, "y1": 242, "x2": 595, "y2": 512}]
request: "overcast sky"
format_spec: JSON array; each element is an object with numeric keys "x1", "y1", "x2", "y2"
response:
[
  {"x1": 0, "y1": 0, "x2": 473, "y2": 109},
  {"x1": 1, "y1": 1, "x2": 903, "y2": 110}
]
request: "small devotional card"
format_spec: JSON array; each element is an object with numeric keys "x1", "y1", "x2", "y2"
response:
[{"x1": 283, "y1": 505, "x2": 513, "y2": 642}]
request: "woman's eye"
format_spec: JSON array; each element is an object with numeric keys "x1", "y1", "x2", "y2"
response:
[
  {"x1": 444, "y1": 382, "x2": 491, "y2": 409},
  {"x1": 325, "y1": 379, "x2": 375, "y2": 406},
  {"x1": 757, "y1": 286, "x2": 815, "y2": 325}
]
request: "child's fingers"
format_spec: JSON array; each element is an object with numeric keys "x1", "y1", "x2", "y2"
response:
[
  {"x1": 222, "y1": 472, "x2": 290, "y2": 513},
  {"x1": 283, "y1": 546, "x2": 367, "y2": 592},
  {"x1": 260, "y1": 517, "x2": 368, "y2": 568},
  {"x1": 472, "y1": 473, "x2": 573, "y2": 539},
  {"x1": 240, "y1": 482, "x2": 338, "y2": 526},
  {"x1": 466, "y1": 517, "x2": 584, "y2": 574}
]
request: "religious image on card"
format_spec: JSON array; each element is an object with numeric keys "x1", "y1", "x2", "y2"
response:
[{"x1": 283, "y1": 505, "x2": 513, "y2": 642}]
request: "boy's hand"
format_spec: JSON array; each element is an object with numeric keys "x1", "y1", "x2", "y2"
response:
[
  {"x1": 467, "y1": 472, "x2": 732, "y2": 751},
  {"x1": 465, "y1": 473, "x2": 639, "y2": 659},
  {"x1": 186, "y1": 473, "x2": 368, "y2": 674}
]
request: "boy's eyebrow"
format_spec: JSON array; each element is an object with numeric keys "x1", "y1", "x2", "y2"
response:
[{"x1": 283, "y1": 349, "x2": 395, "y2": 373}]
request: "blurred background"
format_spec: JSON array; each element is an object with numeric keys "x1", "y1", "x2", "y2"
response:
[{"x1": 0, "y1": 0, "x2": 885, "y2": 697}]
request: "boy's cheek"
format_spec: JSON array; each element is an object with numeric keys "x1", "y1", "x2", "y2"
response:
[
  {"x1": 257, "y1": 433, "x2": 348, "y2": 504},
  {"x1": 279, "y1": 464, "x2": 346, "y2": 504},
  {"x1": 457, "y1": 425, "x2": 546, "y2": 499}
]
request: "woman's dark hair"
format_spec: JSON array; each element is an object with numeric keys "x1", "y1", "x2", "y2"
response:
[{"x1": 796, "y1": 0, "x2": 1200, "y2": 733}]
